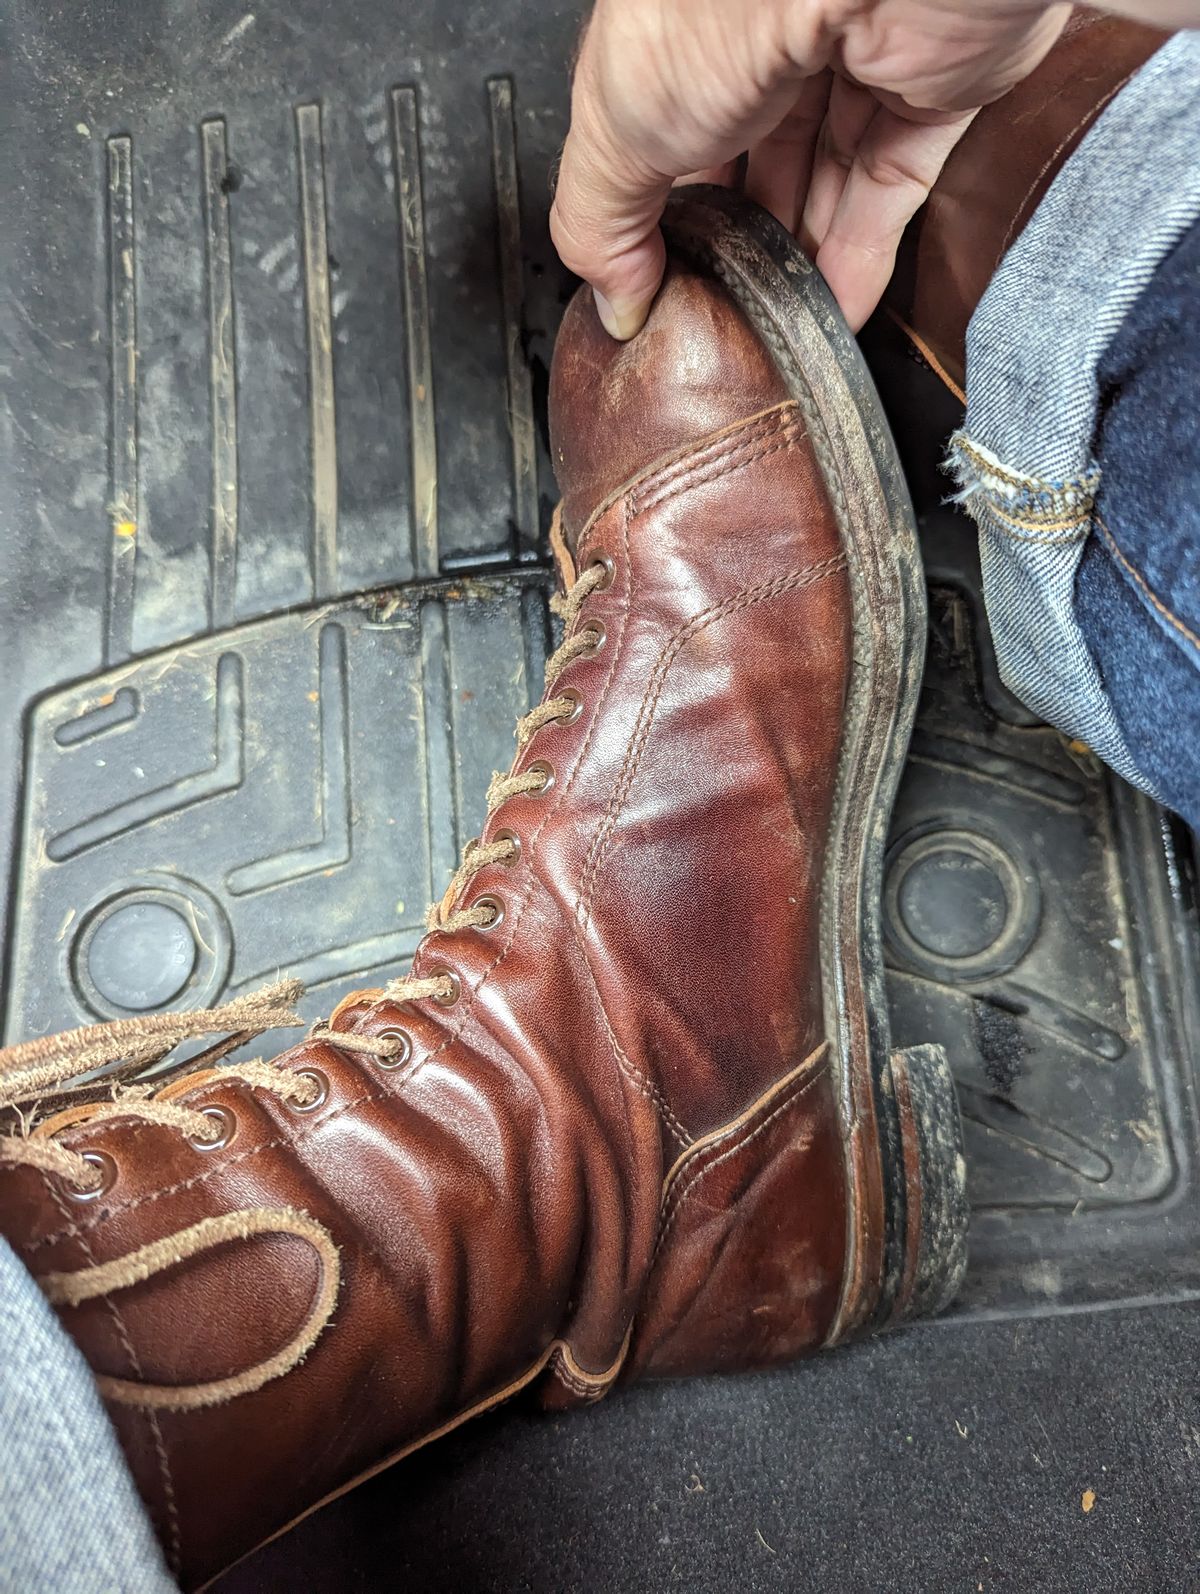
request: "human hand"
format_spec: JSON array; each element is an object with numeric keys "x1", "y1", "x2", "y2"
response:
[{"x1": 550, "y1": 0, "x2": 1071, "y2": 335}]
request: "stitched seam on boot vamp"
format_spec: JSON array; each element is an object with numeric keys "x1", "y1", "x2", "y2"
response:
[
  {"x1": 572, "y1": 402, "x2": 799, "y2": 552},
  {"x1": 570, "y1": 553, "x2": 845, "y2": 1147},
  {"x1": 629, "y1": 414, "x2": 807, "y2": 520},
  {"x1": 40, "y1": 1169, "x2": 183, "y2": 1572},
  {"x1": 650, "y1": 1060, "x2": 831, "y2": 1269},
  {"x1": 575, "y1": 554, "x2": 848, "y2": 941}
]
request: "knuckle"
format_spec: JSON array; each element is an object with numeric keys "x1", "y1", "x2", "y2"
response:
[
  {"x1": 548, "y1": 201, "x2": 595, "y2": 277},
  {"x1": 858, "y1": 146, "x2": 930, "y2": 195}
]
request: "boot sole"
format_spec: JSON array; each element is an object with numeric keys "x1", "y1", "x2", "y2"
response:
[{"x1": 662, "y1": 188, "x2": 969, "y2": 1335}]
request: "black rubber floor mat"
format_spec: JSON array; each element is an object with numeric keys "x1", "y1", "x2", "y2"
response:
[
  {"x1": 892, "y1": 520, "x2": 1199, "y2": 1314},
  {"x1": 867, "y1": 324, "x2": 1200, "y2": 1318},
  {"x1": 3, "y1": 0, "x2": 1197, "y2": 1340},
  {"x1": 6, "y1": 575, "x2": 551, "y2": 1033}
]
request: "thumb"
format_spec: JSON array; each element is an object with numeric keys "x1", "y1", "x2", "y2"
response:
[
  {"x1": 549, "y1": 0, "x2": 815, "y2": 340},
  {"x1": 550, "y1": 98, "x2": 671, "y2": 341}
]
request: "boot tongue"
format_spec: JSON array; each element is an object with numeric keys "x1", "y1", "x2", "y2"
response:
[{"x1": 548, "y1": 261, "x2": 790, "y2": 553}]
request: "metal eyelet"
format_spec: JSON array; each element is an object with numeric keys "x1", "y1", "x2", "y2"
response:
[
  {"x1": 373, "y1": 1027, "x2": 413, "y2": 1071},
  {"x1": 186, "y1": 1104, "x2": 237, "y2": 1152},
  {"x1": 472, "y1": 894, "x2": 505, "y2": 931},
  {"x1": 554, "y1": 688, "x2": 584, "y2": 726},
  {"x1": 64, "y1": 1150, "x2": 117, "y2": 1203},
  {"x1": 580, "y1": 620, "x2": 607, "y2": 654},
  {"x1": 430, "y1": 969, "x2": 462, "y2": 1006},
  {"x1": 491, "y1": 828, "x2": 522, "y2": 865},
  {"x1": 526, "y1": 759, "x2": 555, "y2": 795},
  {"x1": 289, "y1": 1067, "x2": 330, "y2": 1112},
  {"x1": 588, "y1": 552, "x2": 615, "y2": 591}
]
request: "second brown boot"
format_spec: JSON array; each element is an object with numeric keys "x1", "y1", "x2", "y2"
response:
[
  {"x1": 886, "y1": 9, "x2": 1168, "y2": 399},
  {"x1": 0, "y1": 190, "x2": 967, "y2": 1588}
]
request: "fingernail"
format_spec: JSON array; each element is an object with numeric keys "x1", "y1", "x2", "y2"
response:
[{"x1": 594, "y1": 289, "x2": 647, "y2": 341}]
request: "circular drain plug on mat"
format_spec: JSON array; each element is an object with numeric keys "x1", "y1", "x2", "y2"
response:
[
  {"x1": 71, "y1": 877, "x2": 232, "y2": 1020},
  {"x1": 883, "y1": 825, "x2": 1040, "y2": 983},
  {"x1": 85, "y1": 901, "x2": 197, "y2": 1011}
]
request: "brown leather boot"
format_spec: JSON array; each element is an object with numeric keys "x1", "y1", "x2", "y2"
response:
[
  {"x1": 886, "y1": 9, "x2": 1168, "y2": 400},
  {"x1": 0, "y1": 191, "x2": 966, "y2": 1589}
]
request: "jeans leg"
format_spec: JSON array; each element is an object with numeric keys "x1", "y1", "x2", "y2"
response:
[
  {"x1": 1075, "y1": 215, "x2": 1200, "y2": 827},
  {"x1": 945, "y1": 31, "x2": 1200, "y2": 806},
  {"x1": 0, "y1": 1237, "x2": 176, "y2": 1594}
]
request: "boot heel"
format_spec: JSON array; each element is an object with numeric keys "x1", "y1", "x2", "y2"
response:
[{"x1": 888, "y1": 1044, "x2": 968, "y2": 1322}]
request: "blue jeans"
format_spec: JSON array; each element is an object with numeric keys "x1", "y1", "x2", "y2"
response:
[
  {"x1": 0, "y1": 1237, "x2": 175, "y2": 1593},
  {"x1": 1077, "y1": 213, "x2": 1200, "y2": 823},
  {"x1": 948, "y1": 30, "x2": 1200, "y2": 826}
]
